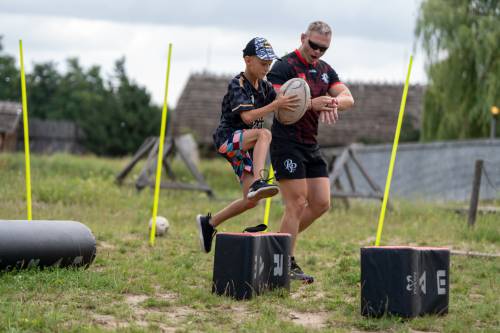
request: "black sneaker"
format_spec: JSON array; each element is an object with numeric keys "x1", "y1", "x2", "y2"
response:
[
  {"x1": 196, "y1": 213, "x2": 216, "y2": 253},
  {"x1": 247, "y1": 179, "x2": 279, "y2": 201},
  {"x1": 243, "y1": 224, "x2": 268, "y2": 233},
  {"x1": 290, "y1": 257, "x2": 314, "y2": 284}
]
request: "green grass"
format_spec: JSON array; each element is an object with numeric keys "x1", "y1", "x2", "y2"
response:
[{"x1": 0, "y1": 152, "x2": 498, "y2": 332}]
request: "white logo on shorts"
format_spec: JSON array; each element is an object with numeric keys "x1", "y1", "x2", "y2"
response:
[{"x1": 284, "y1": 159, "x2": 297, "y2": 173}]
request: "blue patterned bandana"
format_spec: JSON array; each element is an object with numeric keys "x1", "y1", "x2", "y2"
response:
[{"x1": 243, "y1": 37, "x2": 278, "y2": 61}]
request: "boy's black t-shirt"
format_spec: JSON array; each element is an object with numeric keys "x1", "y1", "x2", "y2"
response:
[
  {"x1": 267, "y1": 50, "x2": 342, "y2": 145},
  {"x1": 213, "y1": 73, "x2": 276, "y2": 149}
]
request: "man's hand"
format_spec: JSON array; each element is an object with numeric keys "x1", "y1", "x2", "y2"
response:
[
  {"x1": 275, "y1": 93, "x2": 300, "y2": 112},
  {"x1": 318, "y1": 97, "x2": 338, "y2": 125},
  {"x1": 311, "y1": 96, "x2": 335, "y2": 112}
]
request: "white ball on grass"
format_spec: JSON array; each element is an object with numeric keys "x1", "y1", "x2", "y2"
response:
[{"x1": 149, "y1": 216, "x2": 169, "y2": 236}]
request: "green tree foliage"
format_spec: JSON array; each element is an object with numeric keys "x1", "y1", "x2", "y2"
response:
[
  {"x1": 80, "y1": 58, "x2": 161, "y2": 155},
  {"x1": 28, "y1": 62, "x2": 63, "y2": 119},
  {"x1": 0, "y1": 36, "x2": 20, "y2": 101},
  {"x1": 416, "y1": 0, "x2": 500, "y2": 140},
  {"x1": 0, "y1": 37, "x2": 161, "y2": 156}
]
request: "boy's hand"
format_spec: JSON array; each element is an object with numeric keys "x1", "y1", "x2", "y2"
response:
[{"x1": 275, "y1": 93, "x2": 300, "y2": 112}]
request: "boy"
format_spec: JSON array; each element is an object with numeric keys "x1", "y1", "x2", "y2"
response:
[{"x1": 196, "y1": 37, "x2": 299, "y2": 253}]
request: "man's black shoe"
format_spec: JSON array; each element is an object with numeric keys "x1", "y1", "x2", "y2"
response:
[
  {"x1": 243, "y1": 223, "x2": 268, "y2": 233},
  {"x1": 196, "y1": 213, "x2": 216, "y2": 253},
  {"x1": 247, "y1": 179, "x2": 279, "y2": 201},
  {"x1": 290, "y1": 257, "x2": 314, "y2": 284}
]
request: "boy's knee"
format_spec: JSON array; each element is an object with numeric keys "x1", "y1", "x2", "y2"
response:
[{"x1": 259, "y1": 128, "x2": 272, "y2": 141}]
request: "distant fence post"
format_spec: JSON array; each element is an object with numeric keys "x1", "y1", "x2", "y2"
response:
[{"x1": 467, "y1": 160, "x2": 483, "y2": 227}]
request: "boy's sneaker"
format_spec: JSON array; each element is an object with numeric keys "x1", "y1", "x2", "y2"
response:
[
  {"x1": 290, "y1": 257, "x2": 314, "y2": 284},
  {"x1": 196, "y1": 213, "x2": 216, "y2": 253},
  {"x1": 247, "y1": 179, "x2": 279, "y2": 201}
]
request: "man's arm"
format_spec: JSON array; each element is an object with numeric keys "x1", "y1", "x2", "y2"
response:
[{"x1": 328, "y1": 83, "x2": 354, "y2": 111}]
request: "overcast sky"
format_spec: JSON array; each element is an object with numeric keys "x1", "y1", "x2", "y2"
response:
[{"x1": 0, "y1": 0, "x2": 425, "y2": 107}]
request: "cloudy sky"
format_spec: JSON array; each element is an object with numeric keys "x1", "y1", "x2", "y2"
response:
[{"x1": 0, "y1": 0, "x2": 425, "y2": 107}]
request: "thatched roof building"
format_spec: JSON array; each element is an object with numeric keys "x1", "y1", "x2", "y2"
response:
[{"x1": 174, "y1": 73, "x2": 424, "y2": 148}]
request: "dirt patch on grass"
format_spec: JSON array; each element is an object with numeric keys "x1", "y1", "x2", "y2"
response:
[
  {"x1": 92, "y1": 314, "x2": 131, "y2": 329},
  {"x1": 216, "y1": 303, "x2": 253, "y2": 323},
  {"x1": 156, "y1": 292, "x2": 178, "y2": 301},
  {"x1": 289, "y1": 311, "x2": 329, "y2": 330},
  {"x1": 125, "y1": 291, "x2": 178, "y2": 306},
  {"x1": 291, "y1": 287, "x2": 326, "y2": 302},
  {"x1": 164, "y1": 306, "x2": 196, "y2": 320},
  {"x1": 92, "y1": 292, "x2": 190, "y2": 331},
  {"x1": 125, "y1": 294, "x2": 149, "y2": 306},
  {"x1": 123, "y1": 292, "x2": 194, "y2": 330}
]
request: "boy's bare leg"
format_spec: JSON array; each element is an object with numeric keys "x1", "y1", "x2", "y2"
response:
[
  {"x1": 210, "y1": 172, "x2": 257, "y2": 227},
  {"x1": 241, "y1": 128, "x2": 272, "y2": 180}
]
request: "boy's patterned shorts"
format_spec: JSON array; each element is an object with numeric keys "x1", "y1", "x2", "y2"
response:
[{"x1": 218, "y1": 130, "x2": 253, "y2": 181}]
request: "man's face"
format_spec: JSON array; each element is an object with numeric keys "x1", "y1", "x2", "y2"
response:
[
  {"x1": 245, "y1": 56, "x2": 273, "y2": 79},
  {"x1": 300, "y1": 31, "x2": 331, "y2": 64}
]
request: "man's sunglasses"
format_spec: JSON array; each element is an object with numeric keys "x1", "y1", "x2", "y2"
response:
[{"x1": 308, "y1": 39, "x2": 328, "y2": 52}]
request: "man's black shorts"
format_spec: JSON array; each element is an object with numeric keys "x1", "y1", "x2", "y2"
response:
[{"x1": 270, "y1": 139, "x2": 328, "y2": 180}]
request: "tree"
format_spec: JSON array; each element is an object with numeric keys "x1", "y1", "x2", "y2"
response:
[
  {"x1": 110, "y1": 58, "x2": 161, "y2": 155},
  {"x1": 0, "y1": 38, "x2": 162, "y2": 155},
  {"x1": 27, "y1": 62, "x2": 62, "y2": 119},
  {"x1": 416, "y1": 0, "x2": 500, "y2": 140},
  {"x1": 0, "y1": 36, "x2": 20, "y2": 102},
  {"x1": 43, "y1": 57, "x2": 161, "y2": 156}
]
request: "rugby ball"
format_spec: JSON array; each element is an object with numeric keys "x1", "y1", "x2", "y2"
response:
[
  {"x1": 149, "y1": 216, "x2": 169, "y2": 236},
  {"x1": 275, "y1": 78, "x2": 311, "y2": 125}
]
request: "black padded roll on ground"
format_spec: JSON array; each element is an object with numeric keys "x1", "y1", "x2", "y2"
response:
[{"x1": 0, "y1": 220, "x2": 96, "y2": 271}]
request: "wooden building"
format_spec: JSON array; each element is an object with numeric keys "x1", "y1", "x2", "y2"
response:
[{"x1": 0, "y1": 101, "x2": 22, "y2": 152}]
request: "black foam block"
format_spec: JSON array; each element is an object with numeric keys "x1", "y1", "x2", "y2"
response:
[
  {"x1": 361, "y1": 246, "x2": 449, "y2": 317},
  {"x1": 212, "y1": 232, "x2": 291, "y2": 300}
]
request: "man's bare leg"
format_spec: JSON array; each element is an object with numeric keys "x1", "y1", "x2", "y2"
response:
[
  {"x1": 298, "y1": 177, "x2": 330, "y2": 233},
  {"x1": 278, "y1": 178, "x2": 308, "y2": 255}
]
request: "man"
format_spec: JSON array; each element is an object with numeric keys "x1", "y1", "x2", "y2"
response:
[{"x1": 267, "y1": 21, "x2": 355, "y2": 283}]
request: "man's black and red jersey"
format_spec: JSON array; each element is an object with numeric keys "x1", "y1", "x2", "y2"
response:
[{"x1": 267, "y1": 49, "x2": 342, "y2": 144}]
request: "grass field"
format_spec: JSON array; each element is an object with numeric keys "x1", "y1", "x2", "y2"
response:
[{"x1": 0, "y1": 153, "x2": 498, "y2": 332}]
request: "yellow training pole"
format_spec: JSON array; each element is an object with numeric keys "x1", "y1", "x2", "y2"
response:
[
  {"x1": 149, "y1": 43, "x2": 173, "y2": 246},
  {"x1": 19, "y1": 40, "x2": 32, "y2": 221},
  {"x1": 262, "y1": 165, "x2": 275, "y2": 231},
  {"x1": 375, "y1": 55, "x2": 413, "y2": 246}
]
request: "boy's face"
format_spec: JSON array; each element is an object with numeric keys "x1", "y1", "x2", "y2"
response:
[{"x1": 244, "y1": 56, "x2": 273, "y2": 80}]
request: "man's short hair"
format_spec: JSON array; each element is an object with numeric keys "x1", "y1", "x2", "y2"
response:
[{"x1": 306, "y1": 21, "x2": 332, "y2": 36}]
